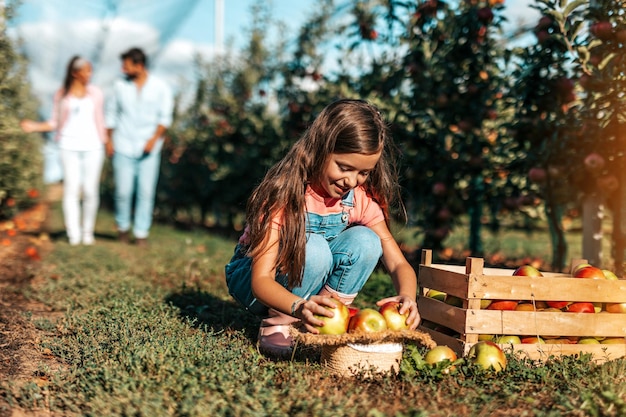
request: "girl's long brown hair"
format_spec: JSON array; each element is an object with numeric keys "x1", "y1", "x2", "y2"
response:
[
  {"x1": 245, "y1": 99, "x2": 403, "y2": 289},
  {"x1": 62, "y1": 56, "x2": 87, "y2": 97}
]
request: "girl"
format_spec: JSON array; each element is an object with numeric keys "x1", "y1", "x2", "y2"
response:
[
  {"x1": 225, "y1": 99, "x2": 420, "y2": 357},
  {"x1": 21, "y1": 56, "x2": 107, "y2": 245}
]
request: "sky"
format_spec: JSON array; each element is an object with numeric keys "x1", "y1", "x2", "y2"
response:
[{"x1": 7, "y1": 0, "x2": 539, "y2": 113}]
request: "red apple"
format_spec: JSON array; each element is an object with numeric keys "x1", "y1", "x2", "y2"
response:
[
  {"x1": 521, "y1": 336, "x2": 545, "y2": 344},
  {"x1": 528, "y1": 167, "x2": 547, "y2": 184},
  {"x1": 424, "y1": 345, "x2": 457, "y2": 373},
  {"x1": 513, "y1": 265, "x2": 543, "y2": 277},
  {"x1": 487, "y1": 300, "x2": 518, "y2": 310},
  {"x1": 379, "y1": 301, "x2": 410, "y2": 331},
  {"x1": 313, "y1": 298, "x2": 350, "y2": 335},
  {"x1": 546, "y1": 301, "x2": 572, "y2": 310},
  {"x1": 566, "y1": 302, "x2": 596, "y2": 313},
  {"x1": 590, "y1": 21, "x2": 614, "y2": 40},
  {"x1": 467, "y1": 341, "x2": 507, "y2": 372},
  {"x1": 574, "y1": 265, "x2": 605, "y2": 279},
  {"x1": 477, "y1": 7, "x2": 494, "y2": 23},
  {"x1": 348, "y1": 308, "x2": 388, "y2": 333},
  {"x1": 348, "y1": 307, "x2": 360, "y2": 318}
]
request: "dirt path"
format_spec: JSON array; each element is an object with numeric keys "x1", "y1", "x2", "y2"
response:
[{"x1": 0, "y1": 186, "x2": 65, "y2": 416}]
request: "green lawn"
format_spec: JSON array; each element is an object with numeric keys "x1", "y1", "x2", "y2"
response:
[{"x1": 1, "y1": 203, "x2": 625, "y2": 416}]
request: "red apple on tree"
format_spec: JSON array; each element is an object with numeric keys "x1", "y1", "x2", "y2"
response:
[
  {"x1": 583, "y1": 152, "x2": 605, "y2": 176},
  {"x1": 313, "y1": 297, "x2": 350, "y2": 335},
  {"x1": 348, "y1": 308, "x2": 388, "y2": 333},
  {"x1": 379, "y1": 301, "x2": 410, "y2": 331},
  {"x1": 590, "y1": 21, "x2": 614, "y2": 40},
  {"x1": 467, "y1": 341, "x2": 507, "y2": 372}
]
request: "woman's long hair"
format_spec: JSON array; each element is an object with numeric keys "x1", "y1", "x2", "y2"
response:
[
  {"x1": 62, "y1": 56, "x2": 88, "y2": 96},
  {"x1": 245, "y1": 99, "x2": 404, "y2": 289}
]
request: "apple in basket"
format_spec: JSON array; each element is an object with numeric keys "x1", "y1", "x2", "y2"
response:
[
  {"x1": 348, "y1": 308, "x2": 388, "y2": 333},
  {"x1": 378, "y1": 301, "x2": 409, "y2": 330},
  {"x1": 313, "y1": 297, "x2": 350, "y2": 335}
]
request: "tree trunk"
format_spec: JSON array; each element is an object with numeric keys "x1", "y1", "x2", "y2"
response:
[
  {"x1": 546, "y1": 201, "x2": 567, "y2": 272},
  {"x1": 582, "y1": 193, "x2": 604, "y2": 267}
]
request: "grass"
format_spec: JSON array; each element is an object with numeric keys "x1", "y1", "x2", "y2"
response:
[{"x1": 1, "y1": 203, "x2": 626, "y2": 416}]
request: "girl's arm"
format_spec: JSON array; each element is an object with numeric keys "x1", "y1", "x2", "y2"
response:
[
  {"x1": 369, "y1": 221, "x2": 421, "y2": 329},
  {"x1": 250, "y1": 226, "x2": 339, "y2": 333},
  {"x1": 20, "y1": 119, "x2": 54, "y2": 134}
]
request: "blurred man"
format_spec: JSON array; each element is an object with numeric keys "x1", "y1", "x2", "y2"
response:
[{"x1": 105, "y1": 47, "x2": 173, "y2": 246}]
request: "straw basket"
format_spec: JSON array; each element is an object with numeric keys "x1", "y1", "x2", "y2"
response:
[
  {"x1": 291, "y1": 328, "x2": 435, "y2": 378},
  {"x1": 321, "y1": 342, "x2": 403, "y2": 377}
]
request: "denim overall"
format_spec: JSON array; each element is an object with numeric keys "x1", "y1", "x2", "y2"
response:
[{"x1": 225, "y1": 189, "x2": 383, "y2": 316}]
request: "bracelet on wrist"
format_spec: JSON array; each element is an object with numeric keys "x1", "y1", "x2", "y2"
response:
[{"x1": 291, "y1": 298, "x2": 305, "y2": 316}]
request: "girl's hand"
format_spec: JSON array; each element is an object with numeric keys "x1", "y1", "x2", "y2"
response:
[
  {"x1": 376, "y1": 295, "x2": 421, "y2": 330},
  {"x1": 294, "y1": 295, "x2": 343, "y2": 334},
  {"x1": 20, "y1": 119, "x2": 38, "y2": 133}
]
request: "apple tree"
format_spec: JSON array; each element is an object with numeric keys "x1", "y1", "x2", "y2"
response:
[
  {"x1": 575, "y1": 0, "x2": 626, "y2": 273},
  {"x1": 0, "y1": 1, "x2": 43, "y2": 220},
  {"x1": 159, "y1": 2, "x2": 288, "y2": 228},
  {"x1": 504, "y1": 0, "x2": 587, "y2": 271}
]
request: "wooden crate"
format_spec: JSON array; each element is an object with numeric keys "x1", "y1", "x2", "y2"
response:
[{"x1": 417, "y1": 249, "x2": 626, "y2": 363}]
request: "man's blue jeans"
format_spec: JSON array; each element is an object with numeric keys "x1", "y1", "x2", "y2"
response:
[{"x1": 112, "y1": 151, "x2": 161, "y2": 239}]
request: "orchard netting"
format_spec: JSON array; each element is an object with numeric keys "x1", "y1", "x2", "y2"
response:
[{"x1": 7, "y1": 0, "x2": 207, "y2": 182}]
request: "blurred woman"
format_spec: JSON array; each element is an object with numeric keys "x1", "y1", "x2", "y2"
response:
[{"x1": 21, "y1": 56, "x2": 107, "y2": 245}]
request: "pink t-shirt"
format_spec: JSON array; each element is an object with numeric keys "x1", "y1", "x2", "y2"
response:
[{"x1": 238, "y1": 185, "x2": 385, "y2": 245}]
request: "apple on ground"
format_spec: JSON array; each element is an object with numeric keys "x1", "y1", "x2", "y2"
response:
[
  {"x1": 314, "y1": 298, "x2": 350, "y2": 335},
  {"x1": 348, "y1": 308, "x2": 388, "y2": 333},
  {"x1": 424, "y1": 346, "x2": 458, "y2": 373},
  {"x1": 467, "y1": 341, "x2": 507, "y2": 372},
  {"x1": 378, "y1": 301, "x2": 409, "y2": 331},
  {"x1": 495, "y1": 335, "x2": 521, "y2": 345}
]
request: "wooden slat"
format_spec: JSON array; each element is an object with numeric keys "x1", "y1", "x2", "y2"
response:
[
  {"x1": 418, "y1": 326, "x2": 463, "y2": 355},
  {"x1": 418, "y1": 295, "x2": 467, "y2": 334},
  {"x1": 463, "y1": 310, "x2": 626, "y2": 337},
  {"x1": 465, "y1": 342, "x2": 626, "y2": 364},
  {"x1": 418, "y1": 266, "x2": 469, "y2": 299},
  {"x1": 468, "y1": 275, "x2": 626, "y2": 303}
]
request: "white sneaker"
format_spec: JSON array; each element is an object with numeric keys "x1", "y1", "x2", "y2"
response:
[
  {"x1": 69, "y1": 238, "x2": 81, "y2": 246},
  {"x1": 82, "y1": 235, "x2": 95, "y2": 245}
]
